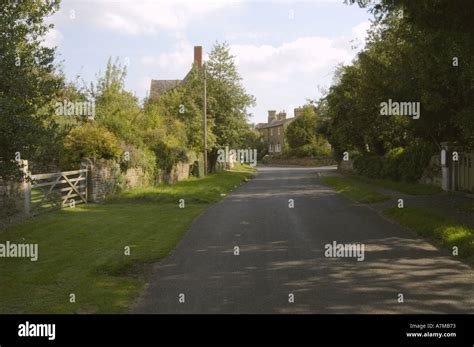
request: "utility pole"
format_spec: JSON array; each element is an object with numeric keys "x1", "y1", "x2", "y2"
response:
[{"x1": 203, "y1": 63, "x2": 207, "y2": 175}]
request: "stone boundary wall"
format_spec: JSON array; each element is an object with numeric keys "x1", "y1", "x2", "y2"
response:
[
  {"x1": 83, "y1": 152, "x2": 201, "y2": 202},
  {"x1": 338, "y1": 159, "x2": 354, "y2": 172},
  {"x1": 0, "y1": 179, "x2": 24, "y2": 228}
]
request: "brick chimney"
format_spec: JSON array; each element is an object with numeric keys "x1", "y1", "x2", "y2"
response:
[{"x1": 194, "y1": 46, "x2": 202, "y2": 68}]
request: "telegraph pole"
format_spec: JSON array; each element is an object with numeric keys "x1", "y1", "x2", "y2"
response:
[{"x1": 203, "y1": 63, "x2": 207, "y2": 175}]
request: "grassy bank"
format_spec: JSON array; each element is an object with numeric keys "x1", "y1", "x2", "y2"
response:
[
  {"x1": 384, "y1": 207, "x2": 474, "y2": 265},
  {"x1": 349, "y1": 175, "x2": 442, "y2": 195},
  {"x1": 0, "y1": 171, "x2": 252, "y2": 313},
  {"x1": 320, "y1": 176, "x2": 389, "y2": 203}
]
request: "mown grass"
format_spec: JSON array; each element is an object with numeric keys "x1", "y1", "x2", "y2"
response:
[
  {"x1": 384, "y1": 207, "x2": 474, "y2": 265},
  {"x1": 320, "y1": 176, "x2": 390, "y2": 203},
  {"x1": 0, "y1": 171, "x2": 252, "y2": 313},
  {"x1": 350, "y1": 175, "x2": 443, "y2": 195},
  {"x1": 229, "y1": 163, "x2": 258, "y2": 172}
]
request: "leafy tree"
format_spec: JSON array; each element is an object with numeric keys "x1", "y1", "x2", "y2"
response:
[
  {"x1": 0, "y1": 0, "x2": 63, "y2": 180},
  {"x1": 285, "y1": 106, "x2": 318, "y2": 148},
  {"x1": 206, "y1": 42, "x2": 256, "y2": 171},
  {"x1": 89, "y1": 58, "x2": 142, "y2": 147}
]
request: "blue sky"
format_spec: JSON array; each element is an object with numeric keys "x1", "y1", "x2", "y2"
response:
[{"x1": 44, "y1": 0, "x2": 373, "y2": 124}]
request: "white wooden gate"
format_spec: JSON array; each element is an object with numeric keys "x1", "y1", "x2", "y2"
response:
[
  {"x1": 25, "y1": 168, "x2": 88, "y2": 214},
  {"x1": 453, "y1": 152, "x2": 474, "y2": 192}
]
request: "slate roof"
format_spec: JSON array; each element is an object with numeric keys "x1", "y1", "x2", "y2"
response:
[
  {"x1": 149, "y1": 79, "x2": 182, "y2": 99},
  {"x1": 256, "y1": 118, "x2": 295, "y2": 129}
]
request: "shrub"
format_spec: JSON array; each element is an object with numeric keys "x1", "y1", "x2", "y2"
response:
[
  {"x1": 397, "y1": 143, "x2": 437, "y2": 182},
  {"x1": 119, "y1": 143, "x2": 156, "y2": 177},
  {"x1": 353, "y1": 155, "x2": 386, "y2": 179},
  {"x1": 153, "y1": 142, "x2": 188, "y2": 173},
  {"x1": 353, "y1": 143, "x2": 437, "y2": 182},
  {"x1": 62, "y1": 122, "x2": 121, "y2": 167}
]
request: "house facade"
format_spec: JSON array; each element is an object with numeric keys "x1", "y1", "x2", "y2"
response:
[{"x1": 256, "y1": 108, "x2": 303, "y2": 154}]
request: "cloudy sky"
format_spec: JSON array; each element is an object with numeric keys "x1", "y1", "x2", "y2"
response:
[{"x1": 45, "y1": 0, "x2": 373, "y2": 124}]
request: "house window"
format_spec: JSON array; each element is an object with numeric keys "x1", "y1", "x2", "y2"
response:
[
  {"x1": 275, "y1": 143, "x2": 281, "y2": 152},
  {"x1": 270, "y1": 128, "x2": 273, "y2": 136},
  {"x1": 277, "y1": 127, "x2": 281, "y2": 135},
  {"x1": 269, "y1": 144, "x2": 273, "y2": 152}
]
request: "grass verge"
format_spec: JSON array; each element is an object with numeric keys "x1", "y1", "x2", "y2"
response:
[
  {"x1": 349, "y1": 175, "x2": 442, "y2": 195},
  {"x1": 228, "y1": 163, "x2": 258, "y2": 172},
  {"x1": 0, "y1": 171, "x2": 252, "y2": 313},
  {"x1": 384, "y1": 207, "x2": 474, "y2": 265},
  {"x1": 320, "y1": 176, "x2": 389, "y2": 203}
]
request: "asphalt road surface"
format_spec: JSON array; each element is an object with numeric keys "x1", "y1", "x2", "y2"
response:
[{"x1": 131, "y1": 166, "x2": 473, "y2": 313}]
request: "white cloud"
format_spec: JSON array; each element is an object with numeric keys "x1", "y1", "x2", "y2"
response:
[
  {"x1": 351, "y1": 20, "x2": 371, "y2": 47},
  {"x1": 62, "y1": 0, "x2": 240, "y2": 35},
  {"x1": 42, "y1": 28, "x2": 63, "y2": 48},
  {"x1": 137, "y1": 20, "x2": 372, "y2": 122},
  {"x1": 231, "y1": 37, "x2": 353, "y2": 84},
  {"x1": 230, "y1": 21, "x2": 371, "y2": 122},
  {"x1": 141, "y1": 40, "x2": 200, "y2": 78}
]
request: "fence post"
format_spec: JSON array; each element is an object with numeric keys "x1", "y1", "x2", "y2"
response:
[
  {"x1": 81, "y1": 158, "x2": 94, "y2": 202},
  {"x1": 21, "y1": 160, "x2": 31, "y2": 215},
  {"x1": 440, "y1": 142, "x2": 453, "y2": 191}
]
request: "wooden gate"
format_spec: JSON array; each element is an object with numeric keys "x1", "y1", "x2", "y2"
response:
[
  {"x1": 453, "y1": 152, "x2": 474, "y2": 192},
  {"x1": 25, "y1": 168, "x2": 88, "y2": 214}
]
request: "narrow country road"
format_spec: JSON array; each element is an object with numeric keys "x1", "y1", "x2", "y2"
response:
[{"x1": 131, "y1": 166, "x2": 473, "y2": 314}]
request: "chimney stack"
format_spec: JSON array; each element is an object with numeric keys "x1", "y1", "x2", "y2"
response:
[
  {"x1": 277, "y1": 111, "x2": 287, "y2": 121},
  {"x1": 194, "y1": 46, "x2": 203, "y2": 68},
  {"x1": 294, "y1": 107, "x2": 304, "y2": 118},
  {"x1": 268, "y1": 110, "x2": 277, "y2": 123}
]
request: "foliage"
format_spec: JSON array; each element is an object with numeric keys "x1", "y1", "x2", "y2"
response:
[
  {"x1": 353, "y1": 143, "x2": 437, "y2": 182},
  {"x1": 89, "y1": 58, "x2": 143, "y2": 147},
  {"x1": 119, "y1": 143, "x2": 156, "y2": 179},
  {"x1": 206, "y1": 42, "x2": 256, "y2": 170},
  {"x1": 320, "y1": 0, "x2": 474, "y2": 181},
  {"x1": 285, "y1": 105, "x2": 331, "y2": 158},
  {"x1": 0, "y1": 0, "x2": 63, "y2": 180},
  {"x1": 62, "y1": 122, "x2": 121, "y2": 166},
  {"x1": 285, "y1": 107, "x2": 317, "y2": 148}
]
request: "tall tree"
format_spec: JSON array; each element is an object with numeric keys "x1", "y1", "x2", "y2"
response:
[
  {"x1": 206, "y1": 42, "x2": 256, "y2": 171},
  {"x1": 0, "y1": 0, "x2": 63, "y2": 180}
]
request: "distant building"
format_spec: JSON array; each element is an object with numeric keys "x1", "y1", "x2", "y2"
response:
[
  {"x1": 149, "y1": 46, "x2": 203, "y2": 100},
  {"x1": 256, "y1": 108, "x2": 304, "y2": 154}
]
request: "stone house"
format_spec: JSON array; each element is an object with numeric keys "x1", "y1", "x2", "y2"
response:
[{"x1": 256, "y1": 108, "x2": 303, "y2": 154}]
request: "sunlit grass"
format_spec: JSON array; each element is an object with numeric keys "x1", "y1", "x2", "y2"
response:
[
  {"x1": 0, "y1": 171, "x2": 252, "y2": 313},
  {"x1": 321, "y1": 176, "x2": 390, "y2": 203},
  {"x1": 349, "y1": 175, "x2": 443, "y2": 195},
  {"x1": 384, "y1": 207, "x2": 474, "y2": 265}
]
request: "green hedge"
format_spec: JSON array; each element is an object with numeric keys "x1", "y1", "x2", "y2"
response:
[{"x1": 353, "y1": 143, "x2": 436, "y2": 182}]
